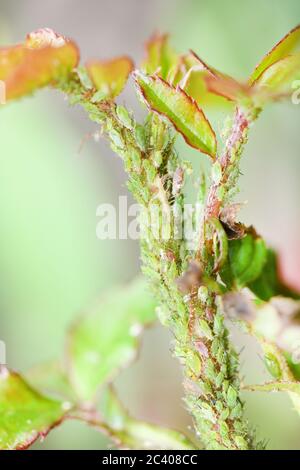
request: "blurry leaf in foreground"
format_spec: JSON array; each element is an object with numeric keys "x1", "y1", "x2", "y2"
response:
[
  {"x1": 98, "y1": 386, "x2": 196, "y2": 450},
  {"x1": 26, "y1": 360, "x2": 76, "y2": 402},
  {"x1": 66, "y1": 278, "x2": 157, "y2": 404},
  {"x1": 134, "y1": 71, "x2": 217, "y2": 158},
  {"x1": 0, "y1": 367, "x2": 68, "y2": 450},
  {"x1": 0, "y1": 28, "x2": 79, "y2": 101},
  {"x1": 86, "y1": 56, "x2": 134, "y2": 99}
]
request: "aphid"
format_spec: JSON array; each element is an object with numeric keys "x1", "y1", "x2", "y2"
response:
[
  {"x1": 176, "y1": 260, "x2": 203, "y2": 294},
  {"x1": 172, "y1": 167, "x2": 184, "y2": 197}
]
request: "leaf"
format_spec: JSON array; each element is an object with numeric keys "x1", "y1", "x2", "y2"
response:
[
  {"x1": 252, "y1": 53, "x2": 300, "y2": 100},
  {"x1": 237, "y1": 237, "x2": 267, "y2": 286},
  {"x1": 26, "y1": 360, "x2": 76, "y2": 402},
  {"x1": 86, "y1": 56, "x2": 134, "y2": 99},
  {"x1": 220, "y1": 233, "x2": 267, "y2": 290},
  {"x1": 0, "y1": 367, "x2": 68, "y2": 450},
  {"x1": 66, "y1": 278, "x2": 157, "y2": 403},
  {"x1": 248, "y1": 249, "x2": 300, "y2": 301},
  {"x1": 141, "y1": 33, "x2": 177, "y2": 80},
  {"x1": 285, "y1": 353, "x2": 300, "y2": 381},
  {"x1": 205, "y1": 74, "x2": 252, "y2": 105},
  {"x1": 167, "y1": 51, "x2": 235, "y2": 109},
  {"x1": 250, "y1": 24, "x2": 300, "y2": 85},
  {"x1": 244, "y1": 323, "x2": 300, "y2": 417},
  {"x1": 99, "y1": 386, "x2": 196, "y2": 450},
  {"x1": 0, "y1": 28, "x2": 79, "y2": 101},
  {"x1": 134, "y1": 71, "x2": 217, "y2": 158},
  {"x1": 190, "y1": 51, "x2": 251, "y2": 103}
]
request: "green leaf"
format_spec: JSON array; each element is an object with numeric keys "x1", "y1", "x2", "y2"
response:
[
  {"x1": 237, "y1": 237, "x2": 267, "y2": 286},
  {"x1": 0, "y1": 367, "x2": 68, "y2": 450},
  {"x1": 67, "y1": 278, "x2": 157, "y2": 403},
  {"x1": 250, "y1": 24, "x2": 300, "y2": 85},
  {"x1": 141, "y1": 33, "x2": 177, "y2": 80},
  {"x1": 284, "y1": 352, "x2": 300, "y2": 381},
  {"x1": 220, "y1": 233, "x2": 267, "y2": 290},
  {"x1": 0, "y1": 28, "x2": 79, "y2": 101},
  {"x1": 248, "y1": 249, "x2": 300, "y2": 301},
  {"x1": 253, "y1": 53, "x2": 300, "y2": 100},
  {"x1": 100, "y1": 386, "x2": 196, "y2": 450},
  {"x1": 86, "y1": 56, "x2": 134, "y2": 99},
  {"x1": 26, "y1": 360, "x2": 76, "y2": 402},
  {"x1": 134, "y1": 71, "x2": 217, "y2": 158}
]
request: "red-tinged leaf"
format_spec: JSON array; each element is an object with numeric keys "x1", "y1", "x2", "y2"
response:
[
  {"x1": 0, "y1": 45, "x2": 26, "y2": 81},
  {"x1": 204, "y1": 74, "x2": 252, "y2": 103},
  {"x1": 0, "y1": 28, "x2": 79, "y2": 101},
  {"x1": 168, "y1": 51, "x2": 244, "y2": 108},
  {"x1": 141, "y1": 33, "x2": 177, "y2": 80},
  {"x1": 250, "y1": 24, "x2": 300, "y2": 85},
  {"x1": 0, "y1": 367, "x2": 69, "y2": 450},
  {"x1": 190, "y1": 51, "x2": 251, "y2": 103},
  {"x1": 252, "y1": 53, "x2": 300, "y2": 100},
  {"x1": 134, "y1": 70, "x2": 217, "y2": 158},
  {"x1": 86, "y1": 56, "x2": 134, "y2": 99},
  {"x1": 188, "y1": 50, "x2": 222, "y2": 79}
]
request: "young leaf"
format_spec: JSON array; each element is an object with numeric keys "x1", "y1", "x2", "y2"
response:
[
  {"x1": 220, "y1": 233, "x2": 267, "y2": 290},
  {"x1": 250, "y1": 24, "x2": 300, "y2": 84},
  {"x1": 134, "y1": 71, "x2": 217, "y2": 158},
  {"x1": 252, "y1": 53, "x2": 300, "y2": 99},
  {"x1": 237, "y1": 237, "x2": 267, "y2": 286},
  {"x1": 167, "y1": 52, "x2": 234, "y2": 109},
  {"x1": 99, "y1": 386, "x2": 196, "y2": 450},
  {"x1": 141, "y1": 33, "x2": 177, "y2": 80},
  {"x1": 86, "y1": 56, "x2": 134, "y2": 99},
  {"x1": 0, "y1": 28, "x2": 79, "y2": 101},
  {"x1": 66, "y1": 278, "x2": 157, "y2": 403},
  {"x1": 190, "y1": 51, "x2": 251, "y2": 103},
  {"x1": 0, "y1": 367, "x2": 68, "y2": 450}
]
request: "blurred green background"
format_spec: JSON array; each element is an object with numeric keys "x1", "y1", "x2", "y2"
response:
[{"x1": 0, "y1": 0, "x2": 300, "y2": 450}]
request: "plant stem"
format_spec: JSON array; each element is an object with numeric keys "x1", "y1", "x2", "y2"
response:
[
  {"x1": 62, "y1": 78, "x2": 260, "y2": 449},
  {"x1": 127, "y1": 108, "x2": 259, "y2": 449},
  {"x1": 206, "y1": 106, "x2": 259, "y2": 219},
  {"x1": 110, "y1": 106, "x2": 258, "y2": 449}
]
